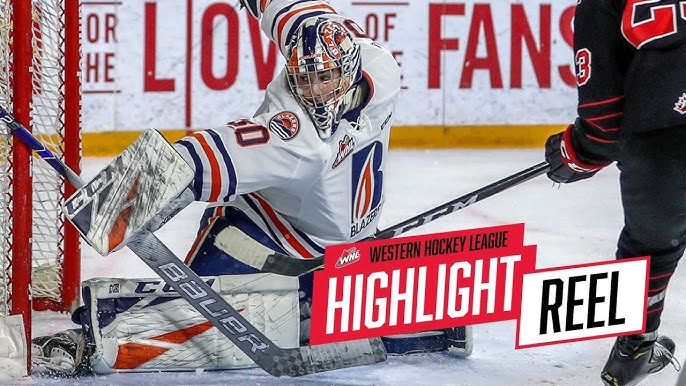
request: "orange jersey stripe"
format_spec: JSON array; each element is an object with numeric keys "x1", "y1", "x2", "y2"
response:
[
  {"x1": 184, "y1": 210, "x2": 223, "y2": 265},
  {"x1": 191, "y1": 132, "x2": 222, "y2": 201},
  {"x1": 251, "y1": 194, "x2": 315, "y2": 258}
]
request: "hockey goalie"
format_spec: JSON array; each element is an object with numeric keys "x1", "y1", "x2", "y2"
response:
[{"x1": 32, "y1": 0, "x2": 471, "y2": 376}]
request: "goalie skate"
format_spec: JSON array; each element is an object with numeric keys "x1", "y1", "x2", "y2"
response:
[
  {"x1": 62, "y1": 129, "x2": 194, "y2": 255},
  {"x1": 31, "y1": 329, "x2": 90, "y2": 377}
]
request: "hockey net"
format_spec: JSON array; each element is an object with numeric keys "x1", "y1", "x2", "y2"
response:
[{"x1": 0, "y1": 0, "x2": 81, "y2": 348}]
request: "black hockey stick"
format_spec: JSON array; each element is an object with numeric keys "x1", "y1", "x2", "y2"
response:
[
  {"x1": 216, "y1": 161, "x2": 550, "y2": 276},
  {"x1": 0, "y1": 105, "x2": 387, "y2": 377}
]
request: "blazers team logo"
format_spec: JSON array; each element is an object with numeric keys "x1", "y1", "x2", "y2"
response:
[{"x1": 269, "y1": 112, "x2": 300, "y2": 140}]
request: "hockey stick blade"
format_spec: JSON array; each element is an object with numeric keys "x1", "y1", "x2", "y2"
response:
[
  {"x1": 215, "y1": 227, "x2": 324, "y2": 275},
  {"x1": 0, "y1": 107, "x2": 387, "y2": 376},
  {"x1": 218, "y1": 161, "x2": 550, "y2": 276}
]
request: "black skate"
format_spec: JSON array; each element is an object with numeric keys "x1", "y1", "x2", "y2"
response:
[
  {"x1": 381, "y1": 326, "x2": 473, "y2": 357},
  {"x1": 600, "y1": 333, "x2": 680, "y2": 386},
  {"x1": 444, "y1": 325, "x2": 473, "y2": 358},
  {"x1": 31, "y1": 329, "x2": 91, "y2": 377}
]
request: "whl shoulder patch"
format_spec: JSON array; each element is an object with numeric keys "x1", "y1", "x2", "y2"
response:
[{"x1": 63, "y1": 129, "x2": 194, "y2": 255}]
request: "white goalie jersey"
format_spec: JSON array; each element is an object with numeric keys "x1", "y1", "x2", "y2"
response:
[{"x1": 173, "y1": 0, "x2": 401, "y2": 258}]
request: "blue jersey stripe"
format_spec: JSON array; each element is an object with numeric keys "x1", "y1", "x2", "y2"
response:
[
  {"x1": 245, "y1": 194, "x2": 325, "y2": 255},
  {"x1": 243, "y1": 194, "x2": 285, "y2": 251},
  {"x1": 177, "y1": 139, "x2": 205, "y2": 200},
  {"x1": 292, "y1": 226, "x2": 325, "y2": 254},
  {"x1": 206, "y1": 129, "x2": 238, "y2": 201},
  {"x1": 270, "y1": 0, "x2": 306, "y2": 40}
]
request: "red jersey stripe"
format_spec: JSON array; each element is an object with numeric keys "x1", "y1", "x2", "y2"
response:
[{"x1": 578, "y1": 95, "x2": 624, "y2": 108}]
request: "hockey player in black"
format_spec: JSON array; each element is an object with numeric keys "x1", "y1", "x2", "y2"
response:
[{"x1": 544, "y1": 0, "x2": 685, "y2": 385}]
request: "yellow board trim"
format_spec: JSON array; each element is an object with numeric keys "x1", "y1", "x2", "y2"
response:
[
  {"x1": 82, "y1": 130, "x2": 189, "y2": 157},
  {"x1": 388, "y1": 125, "x2": 566, "y2": 149},
  {"x1": 81, "y1": 125, "x2": 567, "y2": 157}
]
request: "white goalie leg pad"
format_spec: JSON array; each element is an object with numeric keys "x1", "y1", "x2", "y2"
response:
[
  {"x1": 0, "y1": 314, "x2": 27, "y2": 378},
  {"x1": 81, "y1": 273, "x2": 299, "y2": 373}
]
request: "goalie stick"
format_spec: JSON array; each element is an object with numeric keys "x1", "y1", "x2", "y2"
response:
[
  {"x1": 215, "y1": 161, "x2": 551, "y2": 276},
  {"x1": 0, "y1": 105, "x2": 387, "y2": 377}
]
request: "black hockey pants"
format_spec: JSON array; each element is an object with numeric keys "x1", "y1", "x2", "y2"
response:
[{"x1": 616, "y1": 125, "x2": 686, "y2": 333}]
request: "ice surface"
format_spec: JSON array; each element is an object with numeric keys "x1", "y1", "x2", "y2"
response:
[{"x1": 16, "y1": 149, "x2": 683, "y2": 386}]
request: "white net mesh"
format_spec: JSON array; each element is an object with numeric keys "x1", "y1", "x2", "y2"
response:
[
  {"x1": 0, "y1": 0, "x2": 80, "y2": 317},
  {"x1": 29, "y1": 0, "x2": 69, "y2": 304}
]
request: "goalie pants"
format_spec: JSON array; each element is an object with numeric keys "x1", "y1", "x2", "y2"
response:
[
  {"x1": 186, "y1": 206, "x2": 315, "y2": 301},
  {"x1": 616, "y1": 126, "x2": 686, "y2": 333},
  {"x1": 187, "y1": 205, "x2": 464, "y2": 353}
]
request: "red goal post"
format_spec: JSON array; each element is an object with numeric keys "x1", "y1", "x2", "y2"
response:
[{"x1": 0, "y1": 0, "x2": 82, "y2": 350}]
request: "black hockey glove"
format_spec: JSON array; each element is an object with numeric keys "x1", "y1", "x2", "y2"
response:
[{"x1": 544, "y1": 124, "x2": 611, "y2": 184}]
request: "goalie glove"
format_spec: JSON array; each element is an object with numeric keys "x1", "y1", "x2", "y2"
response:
[
  {"x1": 545, "y1": 122, "x2": 612, "y2": 184},
  {"x1": 144, "y1": 187, "x2": 195, "y2": 233},
  {"x1": 238, "y1": 0, "x2": 268, "y2": 19},
  {"x1": 63, "y1": 130, "x2": 195, "y2": 255}
]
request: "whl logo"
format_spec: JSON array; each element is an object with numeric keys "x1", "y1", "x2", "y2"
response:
[
  {"x1": 335, "y1": 247, "x2": 361, "y2": 268},
  {"x1": 674, "y1": 93, "x2": 686, "y2": 114},
  {"x1": 332, "y1": 134, "x2": 355, "y2": 169}
]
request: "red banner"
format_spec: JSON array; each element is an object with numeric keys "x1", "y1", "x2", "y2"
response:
[{"x1": 310, "y1": 223, "x2": 537, "y2": 344}]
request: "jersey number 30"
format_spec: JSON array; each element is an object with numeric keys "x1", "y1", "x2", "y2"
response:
[{"x1": 232, "y1": 119, "x2": 270, "y2": 147}]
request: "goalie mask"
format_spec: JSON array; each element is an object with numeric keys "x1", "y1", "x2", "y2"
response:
[{"x1": 286, "y1": 18, "x2": 362, "y2": 139}]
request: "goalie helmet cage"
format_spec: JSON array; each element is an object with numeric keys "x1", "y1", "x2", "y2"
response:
[{"x1": 0, "y1": 0, "x2": 81, "y2": 347}]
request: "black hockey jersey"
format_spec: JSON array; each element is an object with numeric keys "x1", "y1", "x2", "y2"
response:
[{"x1": 574, "y1": 0, "x2": 686, "y2": 136}]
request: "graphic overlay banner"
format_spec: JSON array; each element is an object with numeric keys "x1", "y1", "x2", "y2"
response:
[
  {"x1": 310, "y1": 223, "x2": 537, "y2": 344},
  {"x1": 309, "y1": 223, "x2": 650, "y2": 349},
  {"x1": 516, "y1": 257, "x2": 649, "y2": 348}
]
